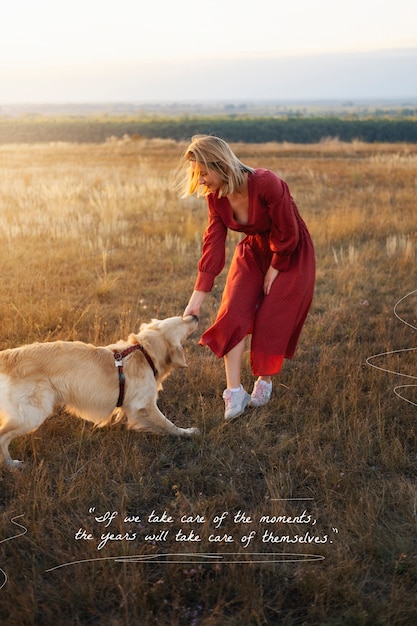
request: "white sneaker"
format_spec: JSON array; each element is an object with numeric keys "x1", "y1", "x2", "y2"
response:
[
  {"x1": 249, "y1": 380, "x2": 272, "y2": 407},
  {"x1": 222, "y1": 386, "x2": 251, "y2": 420}
]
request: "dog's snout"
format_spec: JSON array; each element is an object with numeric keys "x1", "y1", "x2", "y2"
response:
[{"x1": 183, "y1": 314, "x2": 199, "y2": 324}]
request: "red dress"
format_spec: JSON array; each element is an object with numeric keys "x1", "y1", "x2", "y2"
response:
[{"x1": 194, "y1": 169, "x2": 315, "y2": 376}]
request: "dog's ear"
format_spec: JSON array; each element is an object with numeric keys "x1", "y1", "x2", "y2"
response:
[
  {"x1": 139, "y1": 319, "x2": 161, "y2": 333},
  {"x1": 128, "y1": 332, "x2": 140, "y2": 344},
  {"x1": 169, "y1": 344, "x2": 188, "y2": 368}
]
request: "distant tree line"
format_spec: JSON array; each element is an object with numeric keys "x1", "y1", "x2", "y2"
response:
[{"x1": 1, "y1": 115, "x2": 417, "y2": 144}]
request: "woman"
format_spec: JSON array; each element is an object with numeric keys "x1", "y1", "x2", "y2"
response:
[{"x1": 178, "y1": 135, "x2": 315, "y2": 421}]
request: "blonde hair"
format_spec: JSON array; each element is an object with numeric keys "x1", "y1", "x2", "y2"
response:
[{"x1": 175, "y1": 135, "x2": 254, "y2": 198}]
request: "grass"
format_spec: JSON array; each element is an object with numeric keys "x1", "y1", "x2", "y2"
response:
[{"x1": 0, "y1": 138, "x2": 417, "y2": 625}]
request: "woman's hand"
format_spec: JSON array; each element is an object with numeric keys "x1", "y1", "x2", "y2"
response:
[
  {"x1": 183, "y1": 290, "x2": 207, "y2": 318},
  {"x1": 263, "y1": 266, "x2": 279, "y2": 295}
]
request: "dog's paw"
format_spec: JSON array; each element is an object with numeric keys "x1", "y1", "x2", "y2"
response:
[
  {"x1": 182, "y1": 427, "x2": 200, "y2": 437},
  {"x1": 5, "y1": 458, "x2": 24, "y2": 470}
]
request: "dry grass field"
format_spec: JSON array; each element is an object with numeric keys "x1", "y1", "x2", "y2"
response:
[{"x1": 0, "y1": 137, "x2": 417, "y2": 625}]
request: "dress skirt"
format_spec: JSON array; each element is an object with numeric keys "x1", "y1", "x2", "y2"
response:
[{"x1": 199, "y1": 227, "x2": 315, "y2": 376}]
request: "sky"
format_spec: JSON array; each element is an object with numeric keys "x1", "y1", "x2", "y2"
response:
[{"x1": 1, "y1": 0, "x2": 416, "y2": 103}]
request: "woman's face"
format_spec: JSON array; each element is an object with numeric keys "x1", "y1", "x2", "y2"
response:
[{"x1": 193, "y1": 162, "x2": 223, "y2": 193}]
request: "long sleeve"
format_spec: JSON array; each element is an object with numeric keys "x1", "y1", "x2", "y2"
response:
[{"x1": 194, "y1": 197, "x2": 228, "y2": 292}]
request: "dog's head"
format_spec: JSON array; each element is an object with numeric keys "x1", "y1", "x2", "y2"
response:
[{"x1": 129, "y1": 315, "x2": 198, "y2": 373}]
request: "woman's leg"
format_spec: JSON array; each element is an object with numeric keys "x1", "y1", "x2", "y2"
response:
[
  {"x1": 224, "y1": 337, "x2": 246, "y2": 389},
  {"x1": 223, "y1": 337, "x2": 251, "y2": 420},
  {"x1": 224, "y1": 339, "x2": 271, "y2": 388},
  {"x1": 258, "y1": 375, "x2": 271, "y2": 383}
]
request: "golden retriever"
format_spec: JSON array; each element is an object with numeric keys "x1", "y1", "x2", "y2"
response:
[{"x1": 0, "y1": 315, "x2": 199, "y2": 468}]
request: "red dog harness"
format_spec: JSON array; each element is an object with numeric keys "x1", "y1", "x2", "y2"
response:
[{"x1": 113, "y1": 344, "x2": 157, "y2": 407}]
